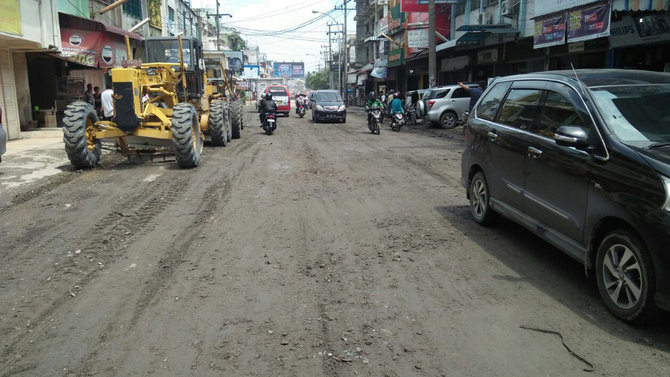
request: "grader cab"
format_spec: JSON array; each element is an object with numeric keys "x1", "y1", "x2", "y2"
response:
[{"x1": 62, "y1": 35, "x2": 236, "y2": 169}]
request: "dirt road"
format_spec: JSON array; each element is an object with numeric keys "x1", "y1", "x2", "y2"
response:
[{"x1": 1, "y1": 106, "x2": 669, "y2": 376}]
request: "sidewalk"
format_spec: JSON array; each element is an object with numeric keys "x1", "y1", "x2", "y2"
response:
[{"x1": 0, "y1": 133, "x2": 69, "y2": 206}]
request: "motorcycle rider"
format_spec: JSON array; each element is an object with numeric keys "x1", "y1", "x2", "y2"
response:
[
  {"x1": 389, "y1": 91, "x2": 404, "y2": 116},
  {"x1": 295, "y1": 93, "x2": 307, "y2": 114},
  {"x1": 259, "y1": 92, "x2": 278, "y2": 127},
  {"x1": 364, "y1": 91, "x2": 384, "y2": 127}
]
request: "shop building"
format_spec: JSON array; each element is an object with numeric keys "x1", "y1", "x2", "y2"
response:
[{"x1": 0, "y1": 0, "x2": 61, "y2": 140}]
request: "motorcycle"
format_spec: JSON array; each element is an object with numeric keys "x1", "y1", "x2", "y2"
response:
[
  {"x1": 262, "y1": 112, "x2": 277, "y2": 135},
  {"x1": 406, "y1": 105, "x2": 418, "y2": 126},
  {"x1": 297, "y1": 104, "x2": 306, "y2": 118},
  {"x1": 367, "y1": 104, "x2": 382, "y2": 135},
  {"x1": 390, "y1": 112, "x2": 406, "y2": 132}
]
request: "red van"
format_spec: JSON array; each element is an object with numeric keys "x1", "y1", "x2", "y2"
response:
[{"x1": 264, "y1": 85, "x2": 290, "y2": 116}]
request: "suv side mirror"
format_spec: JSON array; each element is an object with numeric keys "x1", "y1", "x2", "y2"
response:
[{"x1": 554, "y1": 125, "x2": 590, "y2": 150}]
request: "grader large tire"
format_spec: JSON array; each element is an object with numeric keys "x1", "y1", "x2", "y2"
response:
[
  {"x1": 62, "y1": 101, "x2": 101, "y2": 169},
  {"x1": 172, "y1": 103, "x2": 203, "y2": 168},
  {"x1": 224, "y1": 103, "x2": 232, "y2": 142},
  {"x1": 231, "y1": 100, "x2": 242, "y2": 139},
  {"x1": 209, "y1": 100, "x2": 227, "y2": 146}
]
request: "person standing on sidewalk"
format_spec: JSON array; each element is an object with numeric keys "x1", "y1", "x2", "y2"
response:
[
  {"x1": 85, "y1": 84, "x2": 95, "y2": 106},
  {"x1": 101, "y1": 84, "x2": 114, "y2": 121}
]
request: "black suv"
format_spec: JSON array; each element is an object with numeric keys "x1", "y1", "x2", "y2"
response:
[{"x1": 461, "y1": 69, "x2": 670, "y2": 323}]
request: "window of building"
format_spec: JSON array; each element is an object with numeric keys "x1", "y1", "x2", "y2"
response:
[{"x1": 122, "y1": 0, "x2": 142, "y2": 19}]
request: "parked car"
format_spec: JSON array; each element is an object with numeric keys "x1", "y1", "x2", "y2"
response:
[
  {"x1": 405, "y1": 89, "x2": 427, "y2": 118},
  {"x1": 311, "y1": 90, "x2": 346, "y2": 123},
  {"x1": 461, "y1": 69, "x2": 670, "y2": 323},
  {"x1": 423, "y1": 84, "x2": 475, "y2": 128},
  {"x1": 0, "y1": 105, "x2": 6, "y2": 162},
  {"x1": 264, "y1": 85, "x2": 291, "y2": 116}
]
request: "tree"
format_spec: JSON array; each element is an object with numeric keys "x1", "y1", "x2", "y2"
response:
[
  {"x1": 226, "y1": 30, "x2": 246, "y2": 51},
  {"x1": 306, "y1": 70, "x2": 329, "y2": 90}
]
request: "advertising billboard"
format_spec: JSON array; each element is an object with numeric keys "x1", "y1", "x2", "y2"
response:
[
  {"x1": 242, "y1": 65, "x2": 260, "y2": 79},
  {"x1": 272, "y1": 62, "x2": 305, "y2": 78},
  {"x1": 224, "y1": 51, "x2": 244, "y2": 76}
]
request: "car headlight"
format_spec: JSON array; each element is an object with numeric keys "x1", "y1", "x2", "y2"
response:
[
  {"x1": 662, "y1": 176, "x2": 670, "y2": 211},
  {"x1": 316, "y1": 105, "x2": 324, "y2": 111},
  {"x1": 338, "y1": 105, "x2": 346, "y2": 112}
]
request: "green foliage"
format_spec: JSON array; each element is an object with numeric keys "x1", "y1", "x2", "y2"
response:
[
  {"x1": 306, "y1": 71, "x2": 329, "y2": 90},
  {"x1": 227, "y1": 31, "x2": 246, "y2": 51}
]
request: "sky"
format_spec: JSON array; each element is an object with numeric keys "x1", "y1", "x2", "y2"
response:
[
  {"x1": 192, "y1": 0, "x2": 356, "y2": 74},
  {"x1": 191, "y1": 0, "x2": 356, "y2": 72}
]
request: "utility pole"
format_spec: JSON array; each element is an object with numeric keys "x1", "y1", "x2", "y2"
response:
[
  {"x1": 327, "y1": 23, "x2": 334, "y2": 89},
  {"x1": 428, "y1": 0, "x2": 436, "y2": 88},
  {"x1": 207, "y1": 1, "x2": 232, "y2": 51},
  {"x1": 343, "y1": 0, "x2": 348, "y2": 104}
]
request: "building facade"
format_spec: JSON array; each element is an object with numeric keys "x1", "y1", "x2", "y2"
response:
[{"x1": 353, "y1": 0, "x2": 670, "y2": 97}]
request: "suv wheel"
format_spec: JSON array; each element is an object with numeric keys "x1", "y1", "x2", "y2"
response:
[
  {"x1": 596, "y1": 230, "x2": 656, "y2": 323},
  {"x1": 469, "y1": 171, "x2": 499, "y2": 225},
  {"x1": 440, "y1": 111, "x2": 457, "y2": 129}
]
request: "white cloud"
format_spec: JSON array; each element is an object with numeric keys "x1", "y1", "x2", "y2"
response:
[{"x1": 193, "y1": 0, "x2": 354, "y2": 73}]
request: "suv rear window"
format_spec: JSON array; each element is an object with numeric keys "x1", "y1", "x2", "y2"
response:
[
  {"x1": 477, "y1": 82, "x2": 511, "y2": 121},
  {"x1": 316, "y1": 92, "x2": 342, "y2": 102},
  {"x1": 268, "y1": 87, "x2": 287, "y2": 96}
]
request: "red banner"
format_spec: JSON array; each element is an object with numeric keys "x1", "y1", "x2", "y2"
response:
[{"x1": 60, "y1": 28, "x2": 128, "y2": 68}]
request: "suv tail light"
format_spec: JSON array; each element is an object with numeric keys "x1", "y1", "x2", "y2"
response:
[{"x1": 428, "y1": 100, "x2": 435, "y2": 110}]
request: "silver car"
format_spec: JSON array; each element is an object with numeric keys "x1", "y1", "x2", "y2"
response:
[{"x1": 423, "y1": 84, "x2": 473, "y2": 129}]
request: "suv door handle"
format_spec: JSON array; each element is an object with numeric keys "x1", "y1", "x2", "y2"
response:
[
  {"x1": 487, "y1": 131, "x2": 498, "y2": 142},
  {"x1": 527, "y1": 146, "x2": 542, "y2": 158}
]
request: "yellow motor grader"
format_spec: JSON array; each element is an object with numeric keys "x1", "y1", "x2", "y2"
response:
[{"x1": 62, "y1": 35, "x2": 235, "y2": 169}]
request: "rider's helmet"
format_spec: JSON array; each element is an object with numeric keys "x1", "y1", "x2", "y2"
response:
[
  {"x1": 265, "y1": 92, "x2": 273, "y2": 101},
  {"x1": 368, "y1": 91, "x2": 375, "y2": 100}
]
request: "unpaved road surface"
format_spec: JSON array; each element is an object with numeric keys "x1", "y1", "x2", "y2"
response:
[{"x1": 1, "y1": 106, "x2": 669, "y2": 377}]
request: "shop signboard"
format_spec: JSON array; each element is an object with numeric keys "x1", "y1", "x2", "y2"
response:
[
  {"x1": 242, "y1": 65, "x2": 260, "y2": 79},
  {"x1": 388, "y1": 48, "x2": 405, "y2": 67},
  {"x1": 416, "y1": 0, "x2": 460, "y2": 5},
  {"x1": 535, "y1": 0, "x2": 599, "y2": 18},
  {"x1": 567, "y1": 2, "x2": 611, "y2": 43},
  {"x1": 147, "y1": 0, "x2": 162, "y2": 29},
  {"x1": 477, "y1": 48, "x2": 498, "y2": 64},
  {"x1": 388, "y1": 4, "x2": 405, "y2": 34},
  {"x1": 379, "y1": 16, "x2": 388, "y2": 35},
  {"x1": 224, "y1": 51, "x2": 244, "y2": 76},
  {"x1": 440, "y1": 56, "x2": 469, "y2": 72},
  {"x1": 609, "y1": 14, "x2": 670, "y2": 48},
  {"x1": 60, "y1": 28, "x2": 128, "y2": 68},
  {"x1": 0, "y1": 0, "x2": 21, "y2": 35},
  {"x1": 534, "y1": 12, "x2": 566, "y2": 49},
  {"x1": 407, "y1": 28, "x2": 429, "y2": 48}
]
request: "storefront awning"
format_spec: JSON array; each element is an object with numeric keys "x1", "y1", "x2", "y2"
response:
[
  {"x1": 358, "y1": 63, "x2": 374, "y2": 73},
  {"x1": 58, "y1": 12, "x2": 142, "y2": 69},
  {"x1": 456, "y1": 24, "x2": 517, "y2": 34}
]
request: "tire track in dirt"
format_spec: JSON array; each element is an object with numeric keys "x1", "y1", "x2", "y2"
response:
[
  {"x1": 0, "y1": 172, "x2": 191, "y2": 374},
  {"x1": 72, "y1": 173, "x2": 232, "y2": 376}
]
